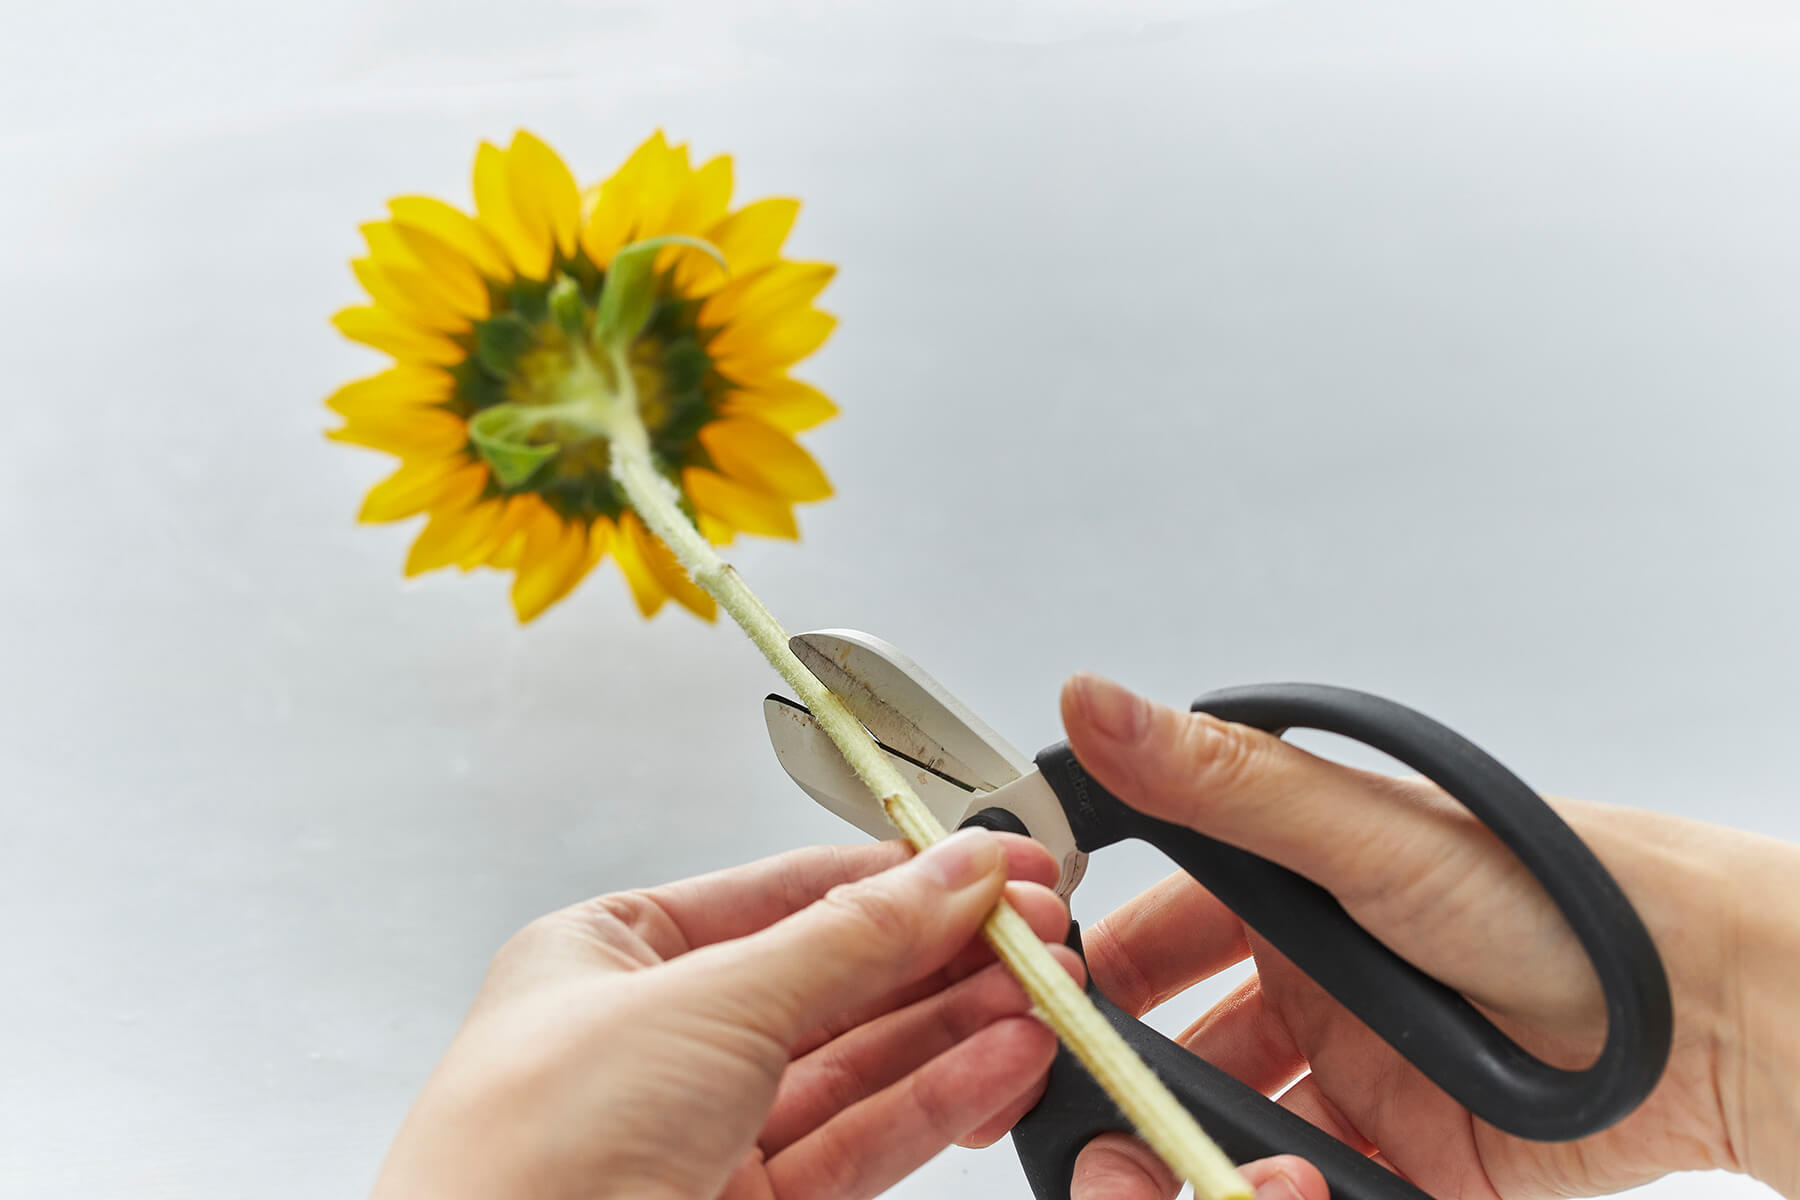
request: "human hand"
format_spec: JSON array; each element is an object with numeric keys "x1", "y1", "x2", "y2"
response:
[
  {"x1": 1057, "y1": 673, "x2": 1800, "y2": 1200},
  {"x1": 372, "y1": 829, "x2": 1083, "y2": 1200}
]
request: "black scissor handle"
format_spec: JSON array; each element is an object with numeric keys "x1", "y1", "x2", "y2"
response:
[
  {"x1": 1022, "y1": 683, "x2": 1672, "y2": 1190},
  {"x1": 1013, "y1": 924, "x2": 1433, "y2": 1200}
]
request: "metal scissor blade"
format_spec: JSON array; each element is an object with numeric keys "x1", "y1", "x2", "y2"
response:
[
  {"x1": 764, "y1": 694, "x2": 1091, "y2": 899},
  {"x1": 763, "y1": 696, "x2": 982, "y2": 840},
  {"x1": 790, "y1": 629, "x2": 1032, "y2": 792}
]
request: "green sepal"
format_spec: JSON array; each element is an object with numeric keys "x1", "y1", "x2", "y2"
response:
[
  {"x1": 659, "y1": 331, "x2": 711, "y2": 395},
  {"x1": 593, "y1": 235, "x2": 728, "y2": 353},
  {"x1": 469, "y1": 403, "x2": 559, "y2": 488},
  {"x1": 474, "y1": 314, "x2": 535, "y2": 379},
  {"x1": 548, "y1": 274, "x2": 586, "y2": 340}
]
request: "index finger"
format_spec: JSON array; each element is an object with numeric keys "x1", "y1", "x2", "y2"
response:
[
  {"x1": 1060, "y1": 673, "x2": 1454, "y2": 910},
  {"x1": 636, "y1": 834, "x2": 1059, "y2": 955}
]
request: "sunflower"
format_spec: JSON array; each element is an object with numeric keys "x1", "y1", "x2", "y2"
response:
[{"x1": 327, "y1": 131, "x2": 838, "y2": 622}]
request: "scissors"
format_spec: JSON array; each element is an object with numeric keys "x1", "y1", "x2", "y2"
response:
[{"x1": 763, "y1": 629, "x2": 1674, "y2": 1200}]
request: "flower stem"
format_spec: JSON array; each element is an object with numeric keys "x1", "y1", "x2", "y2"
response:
[{"x1": 601, "y1": 352, "x2": 1251, "y2": 1200}]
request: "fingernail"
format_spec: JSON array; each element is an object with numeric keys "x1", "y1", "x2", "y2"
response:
[
  {"x1": 1255, "y1": 1171, "x2": 1305, "y2": 1200},
  {"x1": 915, "y1": 828, "x2": 1001, "y2": 889},
  {"x1": 1073, "y1": 672, "x2": 1149, "y2": 744}
]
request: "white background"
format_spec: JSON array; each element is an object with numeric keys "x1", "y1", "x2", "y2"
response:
[{"x1": 1, "y1": 1, "x2": 1794, "y2": 1196}]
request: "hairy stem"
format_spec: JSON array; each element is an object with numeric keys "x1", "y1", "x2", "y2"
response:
[{"x1": 600, "y1": 350, "x2": 1249, "y2": 1200}]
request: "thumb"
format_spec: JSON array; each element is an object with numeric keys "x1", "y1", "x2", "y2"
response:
[
  {"x1": 1061, "y1": 672, "x2": 1429, "y2": 902},
  {"x1": 708, "y1": 828, "x2": 1011, "y2": 1045}
]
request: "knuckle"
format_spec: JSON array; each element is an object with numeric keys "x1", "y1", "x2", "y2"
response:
[
  {"x1": 810, "y1": 1041, "x2": 876, "y2": 1118},
  {"x1": 574, "y1": 891, "x2": 660, "y2": 946},
  {"x1": 513, "y1": 891, "x2": 671, "y2": 968},
  {"x1": 800, "y1": 1121, "x2": 867, "y2": 1197},
  {"x1": 1166, "y1": 710, "x2": 1263, "y2": 797},
  {"x1": 1082, "y1": 918, "x2": 1155, "y2": 1016},
  {"x1": 481, "y1": 913, "x2": 571, "y2": 995},
  {"x1": 936, "y1": 967, "x2": 1015, "y2": 1042},
  {"x1": 907, "y1": 1067, "x2": 960, "y2": 1140},
  {"x1": 819, "y1": 877, "x2": 917, "y2": 949},
  {"x1": 584, "y1": 890, "x2": 651, "y2": 930},
  {"x1": 495, "y1": 911, "x2": 563, "y2": 963},
  {"x1": 1245, "y1": 997, "x2": 1302, "y2": 1087},
  {"x1": 779, "y1": 842, "x2": 858, "y2": 916}
]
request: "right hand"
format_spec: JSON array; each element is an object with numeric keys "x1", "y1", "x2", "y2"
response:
[{"x1": 1056, "y1": 672, "x2": 1799, "y2": 1200}]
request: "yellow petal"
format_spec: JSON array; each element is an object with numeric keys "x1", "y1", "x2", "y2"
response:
[
  {"x1": 388, "y1": 195, "x2": 511, "y2": 281},
  {"x1": 709, "y1": 308, "x2": 837, "y2": 381},
  {"x1": 439, "y1": 461, "x2": 491, "y2": 508},
  {"x1": 699, "y1": 417, "x2": 832, "y2": 503},
  {"x1": 699, "y1": 261, "x2": 835, "y2": 329},
  {"x1": 511, "y1": 515, "x2": 592, "y2": 623},
  {"x1": 328, "y1": 406, "x2": 468, "y2": 456},
  {"x1": 721, "y1": 376, "x2": 838, "y2": 433},
  {"x1": 667, "y1": 154, "x2": 733, "y2": 232},
  {"x1": 584, "y1": 516, "x2": 616, "y2": 568},
  {"x1": 484, "y1": 494, "x2": 548, "y2": 569},
  {"x1": 616, "y1": 131, "x2": 670, "y2": 182},
  {"x1": 627, "y1": 138, "x2": 689, "y2": 242},
  {"x1": 657, "y1": 153, "x2": 734, "y2": 273},
  {"x1": 405, "y1": 499, "x2": 502, "y2": 577},
  {"x1": 490, "y1": 535, "x2": 526, "y2": 569},
  {"x1": 696, "y1": 513, "x2": 737, "y2": 546},
  {"x1": 609, "y1": 511, "x2": 668, "y2": 618},
  {"x1": 580, "y1": 194, "x2": 632, "y2": 269},
  {"x1": 457, "y1": 494, "x2": 534, "y2": 569},
  {"x1": 612, "y1": 510, "x2": 709, "y2": 618},
  {"x1": 679, "y1": 197, "x2": 799, "y2": 294},
  {"x1": 361, "y1": 221, "x2": 418, "y2": 271},
  {"x1": 485, "y1": 135, "x2": 551, "y2": 281},
  {"x1": 683, "y1": 467, "x2": 798, "y2": 539},
  {"x1": 351, "y1": 258, "x2": 468, "y2": 334},
  {"x1": 333, "y1": 306, "x2": 466, "y2": 366},
  {"x1": 474, "y1": 140, "x2": 543, "y2": 280},
  {"x1": 326, "y1": 366, "x2": 454, "y2": 419},
  {"x1": 510, "y1": 501, "x2": 561, "y2": 572},
  {"x1": 581, "y1": 132, "x2": 668, "y2": 267},
  {"x1": 507, "y1": 131, "x2": 581, "y2": 262},
  {"x1": 625, "y1": 512, "x2": 715, "y2": 620},
  {"x1": 390, "y1": 224, "x2": 491, "y2": 321},
  {"x1": 359, "y1": 457, "x2": 485, "y2": 523}
]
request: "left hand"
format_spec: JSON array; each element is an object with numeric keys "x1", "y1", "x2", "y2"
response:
[{"x1": 371, "y1": 828, "x2": 1084, "y2": 1200}]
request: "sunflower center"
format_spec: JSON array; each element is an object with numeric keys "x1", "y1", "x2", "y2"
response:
[{"x1": 457, "y1": 266, "x2": 719, "y2": 523}]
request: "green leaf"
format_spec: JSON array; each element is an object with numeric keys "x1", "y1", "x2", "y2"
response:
[
  {"x1": 474, "y1": 314, "x2": 535, "y2": 379},
  {"x1": 593, "y1": 235, "x2": 728, "y2": 353},
  {"x1": 548, "y1": 274, "x2": 586, "y2": 339},
  {"x1": 469, "y1": 403, "x2": 559, "y2": 488}
]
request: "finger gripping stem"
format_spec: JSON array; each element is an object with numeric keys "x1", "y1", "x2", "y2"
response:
[{"x1": 1041, "y1": 683, "x2": 1673, "y2": 1142}]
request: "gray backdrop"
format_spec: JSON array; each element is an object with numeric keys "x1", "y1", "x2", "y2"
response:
[{"x1": 1, "y1": 1, "x2": 1793, "y2": 1196}]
